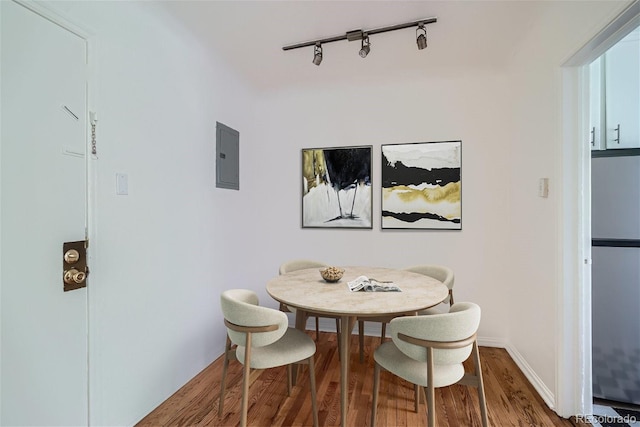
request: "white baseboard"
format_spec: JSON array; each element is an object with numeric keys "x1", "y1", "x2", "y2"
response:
[
  {"x1": 477, "y1": 336, "x2": 507, "y2": 348},
  {"x1": 505, "y1": 343, "x2": 556, "y2": 410},
  {"x1": 304, "y1": 317, "x2": 384, "y2": 336}
]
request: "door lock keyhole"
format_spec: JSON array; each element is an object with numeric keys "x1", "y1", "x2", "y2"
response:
[{"x1": 64, "y1": 268, "x2": 86, "y2": 285}]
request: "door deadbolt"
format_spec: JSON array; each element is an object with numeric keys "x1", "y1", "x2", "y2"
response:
[
  {"x1": 63, "y1": 240, "x2": 88, "y2": 292},
  {"x1": 64, "y1": 269, "x2": 86, "y2": 285},
  {"x1": 64, "y1": 249, "x2": 80, "y2": 264}
]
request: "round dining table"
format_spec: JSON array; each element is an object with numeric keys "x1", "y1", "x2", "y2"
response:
[{"x1": 266, "y1": 266, "x2": 448, "y2": 427}]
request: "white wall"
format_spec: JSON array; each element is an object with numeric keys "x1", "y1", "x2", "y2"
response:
[
  {"x1": 247, "y1": 71, "x2": 513, "y2": 344},
  {"x1": 245, "y1": 0, "x2": 631, "y2": 415},
  {"x1": 32, "y1": 0, "x2": 633, "y2": 424},
  {"x1": 505, "y1": 0, "x2": 631, "y2": 407}
]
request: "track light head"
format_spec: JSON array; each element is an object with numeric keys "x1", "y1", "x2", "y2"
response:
[
  {"x1": 312, "y1": 44, "x2": 323, "y2": 66},
  {"x1": 416, "y1": 24, "x2": 428, "y2": 50},
  {"x1": 359, "y1": 35, "x2": 370, "y2": 58}
]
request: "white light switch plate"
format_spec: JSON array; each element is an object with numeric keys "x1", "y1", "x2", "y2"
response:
[
  {"x1": 116, "y1": 173, "x2": 128, "y2": 195},
  {"x1": 538, "y1": 178, "x2": 549, "y2": 198}
]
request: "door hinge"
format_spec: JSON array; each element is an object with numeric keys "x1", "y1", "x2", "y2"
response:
[{"x1": 90, "y1": 111, "x2": 98, "y2": 156}]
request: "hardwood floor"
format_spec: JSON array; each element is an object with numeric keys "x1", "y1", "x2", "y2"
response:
[{"x1": 137, "y1": 332, "x2": 582, "y2": 426}]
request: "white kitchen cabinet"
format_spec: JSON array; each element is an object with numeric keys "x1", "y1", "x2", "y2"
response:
[
  {"x1": 589, "y1": 57, "x2": 605, "y2": 151},
  {"x1": 604, "y1": 28, "x2": 640, "y2": 149}
]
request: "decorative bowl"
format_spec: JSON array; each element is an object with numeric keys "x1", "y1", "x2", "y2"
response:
[{"x1": 320, "y1": 267, "x2": 345, "y2": 283}]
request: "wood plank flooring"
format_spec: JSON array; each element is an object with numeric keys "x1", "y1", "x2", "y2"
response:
[{"x1": 137, "y1": 332, "x2": 584, "y2": 426}]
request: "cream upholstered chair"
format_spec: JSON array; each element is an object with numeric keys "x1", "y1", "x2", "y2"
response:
[
  {"x1": 358, "y1": 264, "x2": 455, "y2": 362},
  {"x1": 219, "y1": 289, "x2": 318, "y2": 427},
  {"x1": 407, "y1": 264, "x2": 455, "y2": 315},
  {"x1": 279, "y1": 259, "x2": 341, "y2": 342},
  {"x1": 371, "y1": 302, "x2": 487, "y2": 427}
]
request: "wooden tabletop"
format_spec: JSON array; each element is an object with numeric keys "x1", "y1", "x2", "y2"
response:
[{"x1": 266, "y1": 266, "x2": 448, "y2": 318}]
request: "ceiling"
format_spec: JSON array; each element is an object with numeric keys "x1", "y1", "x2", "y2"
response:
[{"x1": 154, "y1": 1, "x2": 547, "y2": 91}]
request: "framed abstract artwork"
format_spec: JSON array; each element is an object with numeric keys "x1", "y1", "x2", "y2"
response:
[
  {"x1": 381, "y1": 141, "x2": 461, "y2": 230},
  {"x1": 302, "y1": 146, "x2": 372, "y2": 229}
]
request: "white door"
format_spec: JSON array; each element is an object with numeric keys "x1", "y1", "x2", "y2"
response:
[{"x1": 1, "y1": 1, "x2": 89, "y2": 425}]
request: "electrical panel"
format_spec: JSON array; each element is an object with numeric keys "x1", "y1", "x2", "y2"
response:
[{"x1": 216, "y1": 122, "x2": 239, "y2": 190}]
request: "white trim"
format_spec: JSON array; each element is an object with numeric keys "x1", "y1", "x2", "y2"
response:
[
  {"x1": 558, "y1": 64, "x2": 592, "y2": 418},
  {"x1": 477, "y1": 336, "x2": 507, "y2": 348},
  {"x1": 13, "y1": 0, "x2": 92, "y2": 40},
  {"x1": 506, "y1": 343, "x2": 556, "y2": 410},
  {"x1": 564, "y1": 1, "x2": 640, "y2": 67},
  {"x1": 0, "y1": 6, "x2": 3, "y2": 422},
  {"x1": 314, "y1": 318, "x2": 509, "y2": 347},
  {"x1": 84, "y1": 23, "x2": 99, "y2": 427}
]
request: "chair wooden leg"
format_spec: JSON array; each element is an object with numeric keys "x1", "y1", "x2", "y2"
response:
[
  {"x1": 292, "y1": 311, "x2": 308, "y2": 386},
  {"x1": 240, "y1": 333, "x2": 253, "y2": 427},
  {"x1": 315, "y1": 316, "x2": 320, "y2": 341},
  {"x1": 414, "y1": 384, "x2": 420, "y2": 412},
  {"x1": 473, "y1": 341, "x2": 488, "y2": 427},
  {"x1": 426, "y1": 385, "x2": 435, "y2": 426},
  {"x1": 218, "y1": 335, "x2": 232, "y2": 416},
  {"x1": 426, "y1": 347, "x2": 435, "y2": 427},
  {"x1": 380, "y1": 322, "x2": 387, "y2": 343},
  {"x1": 358, "y1": 320, "x2": 365, "y2": 363},
  {"x1": 371, "y1": 362, "x2": 381, "y2": 427},
  {"x1": 287, "y1": 364, "x2": 292, "y2": 396},
  {"x1": 308, "y1": 356, "x2": 319, "y2": 427}
]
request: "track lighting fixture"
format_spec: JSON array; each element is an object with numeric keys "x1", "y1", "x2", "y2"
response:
[
  {"x1": 312, "y1": 43, "x2": 323, "y2": 66},
  {"x1": 359, "y1": 35, "x2": 370, "y2": 58},
  {"x1": 416, "y1": 24, "x2": 428, "y2": 50},
  {"x1": 283, "y1": 17, "x2": 437, "y2": 65}
]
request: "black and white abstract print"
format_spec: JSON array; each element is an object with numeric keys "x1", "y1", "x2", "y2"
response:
[
  {"x1": 302, "y1": 146, "x2": 372, "y2": 228},
  {"x1": 381, "y1": 141, "x2": 461, "y2": 230}
]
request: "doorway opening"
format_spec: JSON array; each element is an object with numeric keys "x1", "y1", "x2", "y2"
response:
[
  {"x1": 560, "y1": 0, "x2": 639, "y2": 421},
  {"x1": 589, "y1": 24, "x2": 640, "y2": 425}
]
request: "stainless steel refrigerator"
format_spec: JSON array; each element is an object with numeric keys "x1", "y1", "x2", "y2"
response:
[{"x1": 592, "y1": 154, "x2": 640, "y2": 405}]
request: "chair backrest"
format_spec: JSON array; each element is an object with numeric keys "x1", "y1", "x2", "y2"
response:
[
  {"x1": 220, "y1": 289, "x2": 288, "y2": 348},
  {"x1": 404, "y1": 264, "x2": 454, "y2": 303},
  {"x1": 389, "y1": 302, "x2": 480, "y2": 365},
  {"x1": 279, "y1": 259, "x2": 328, "y2": 275}
]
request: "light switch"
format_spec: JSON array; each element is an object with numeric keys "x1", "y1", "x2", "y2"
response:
[
  {"x1": 538, "y1": 178, "x2": 549, "y2": 198},
  {"x1": 116, "y1": 173, "x2": 128, "y2": 195}
]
